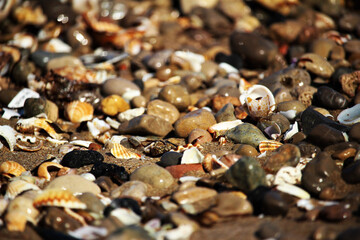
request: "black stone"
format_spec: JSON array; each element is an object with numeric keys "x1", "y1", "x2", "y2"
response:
[
  {"x1": 256, "y1": 221, "x2": 281, "y2": 239},
  {"x1": 104, "y1": 197, "x2": 142, "y2": 217},
  {"x1": 342, "y1": 161, "x2": 360, "y2": 184},
  {"x1": 90, "y1": 162, "x2": 129, "y2": 184},
  {"x1": 313, "y1": 86, "x2": 348, "y2": 109},
  {"x1": 157, "y1": 152, "x2": 182, "y2": 167},
  {"x1": 336, "y1": 227, "x2": 360, "y2": 240},
  {"x1": 349, "y1": 123, "x2": 360, "y2": 143},
  {"x1": 61, "y1": 150, "x2": 104, "y2": 168},
  {"x1": 307, "y1": 124, "x2": 345, "y2": 148}
]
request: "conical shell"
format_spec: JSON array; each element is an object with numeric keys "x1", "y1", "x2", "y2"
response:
[
  {"x1": 33, "y1": 189, "x2": 86, "y2": 209},
  {"x1": 259, "y1": 140, "x2": 283, "y2": 154},
  {"x1": 5, "y1": 180, "x2": 40, "y2": 200},
  {"x1": 111, "y1": 143, "x2": 141, "y2": 159},
  {"x1": 0, "y1": 161, "x2": 26, "y2": 178},
  {"x1": 65, "y1": 100, "x2": 94, "y2": 123}
]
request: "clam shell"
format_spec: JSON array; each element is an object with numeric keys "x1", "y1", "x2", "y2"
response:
[
  {"x1": 240, "y1": 85, "x2": 275, "y2": 118},
  {"x1": 0, "y1": 125, "x2": 16, "y2": 151},
  {"x1": 208, "y1": 120, "x2": 243, "y2": 137},
  {"x1": 33, "y1": 189, "x2": 87, "y2": 209},
  {"x1": 0, "y1": 161, "x2": 26, "y2": 178},
  {"x1": 337, "y1": 103, "x2": 360, "y2": 125},
  {"x1": 111, "y1": 143, "x2": 141, "y2": 159},
  {"x1": 65, "y1": 100, "x2": 94, "y2": 123},
  {"x1": 87, "y1": 117, "x2": 111, "y2": 137},
  {"x1": 259, "y1": 140, "x2": 283, "y2": 154},
  {"x1": 276, "y1": 183, "x2": 310, "y2": 199},
  {"x1": 37, "y1": 162, "x2": 64, "y2": 181},
  {"x1": 16, "y1": 117, "x2": 61, "y2": 139},
  {"x1": 181, "y1": 147, "x2": 204, "y2": 164},
  {"x1": 5, "y1": 180, "x2": 40, "y2": 200}
]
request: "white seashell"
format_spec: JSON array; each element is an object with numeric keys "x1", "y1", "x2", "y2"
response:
[
  {"x1": 296, "y1": 157, "x2": 313, "y2": 171},
  {"x1": 105, "y1": 117, "x2": 121, "y2": 129},
  {"x1": 208, "y1": 120, "x2": 243, "y2": 137},
  {"x1": 69, "y1": 226, "x2": 108, "y2": 240},
  {"x1": 80, "y1": 173, "x2": 96, "y2": 182},
  {"x1": 122, "y1": 89, "x2": 141, "y2": 102},
  {"x1": 110, "y1": 208, "x2": 141, "y2": 225},
  {"x1": 276, "y1": 183, "x2": 310, "y2": 199},
  {"x1": 337, "y1": 104, "x2": 360, "y2": 125},
  {"x1": 219, "y1": 62, "x2": 238, "y2": 73},
  {"x1": 0, "y1": 125, "x2": 17, "y2": 151},
  {"x1": 70, "y1": 140, "x2": 93, "y2": 148},
  {"x1": 117, "y1": 107, "x2": 146, "y2": 122},
  {"x1": 108, "y1": 135, "x2": 128, "y2": 144},
  {"x1": 47, "y1": 137, "x2": 68, "y2": 145},
  {"x1": 43, "y1": 38, "x2": 72, "y2": 53},
  {"x1": 2, "y1": 108, "x2": 20, "y2": 119},
  {"x1": 279, "y1": 109, "x2": 297, "y2": 120},
  {"x1": 179, "y1": 176, "x2": 201, "y2": 183},
  {"x1": 111, "y1": 143, "x2": 141, "y2": 159},
  {"x1": 181, "y1": 147, "x2": 204, "y2": 164},
  {"x1": 239, "y1": 78, "x2": 252, "y2": 94},
  {"x1": 87, "y1": 118, "x2": 111, "y2": 137},
  {"x1": 273, "y1": 166, "x2": 302, "y2": 185},
  {"x1": 283, "y1": 122, "x2": 299, "y2": 141},
  {"x1": 240, "y1": 85, "x2": 275, "y2": 118},
  {"x1": 165, "y1": 225, "x2": 195, "y2": 240},
  {"x1": 5, "y1": 180, "x2": 40, "y2": 200},
  {"x1": 174, "y1": 51, "x2": 205, "y2": 72},
  {"x1": 16, "y1": 134, "x2": 37, "y2": 143},
  {"x1": 297, "y1": 199, "x2": 338, "y2": 211}
]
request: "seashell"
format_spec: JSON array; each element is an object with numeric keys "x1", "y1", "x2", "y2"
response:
[
  {"x1": 65, "y1": 100, "x2": 94, "y2": 123},
  {"x1": 111, "y1": 143, "x2": 141, "y2": 159},
  {"x1": 117, "y1": 107, "x2": 146, "y2": 122},
  {"x1": 69, "y1": 226, "x2": 108, "y2": 239},
  {"x1": 105, "y1": 117, "x2": 121, "y2": 129},
  {"x1": 208, "y1": 120, "x2": 243, "y2": 138},
  {"x1": 80, "y1": 173, "x2": 96, "y2": 182},
  {"x1": 110, "y1": 208, "x2": 141, "y2": 225},
  {"x1": 283, "y1": 122, "x2": 299, "y2": 141},
  {"x1": 297, "y1": 199, "x2": 338, "y2": 211},
  {"x1": 42, "y1": 38, "x2": 72, "y2": 53},
  {"x1": 238, "y1": 78, "x2": 253, "y2": 94},
  {"x1": 69, "y1": 140, "x2": 93, "y2": 148},
  {"x1": 181, "y1": 147, "x2": 204, "y2": 164},
  {"x1": 16, "y1": 140, "x2": 44, "y2": 152},
  {"x1": 87, "y1": 117, "x2": 111, "y2": 138},
  {"x1": 337, "y1": 104, "x2": 360, "y2": 126},
  {"x1": 16, "y1": 117, "x2": 61, "y2": 140},
  {"x1": 33, "y1": 189, "x2": 87, "y2": 209},
  {"x1": 273, "y1": 166, "x2": 302, "y2": 185},
  {"x1": 276, "y1": 183, "x2": 310, "y2": 199},
  {"x1": 173, "y1": 143, "x2": 203, "y2": 153},
  {"x1": 259, "y1": 140, "x2": 283, "y2": 154},
  {"x1": 0, "y1": 161, "x2": 26, "y2": 178},
  {"x1": 97, "y1": 131, "x2": 112, "y2": 145},
  {"x1": 240, "y1": 85, "x2": 275, "y2": 118},
  {"x1": 37, "y1": 162, "x2": 64, "y2": 181},
  {"x1": 174, "y1": 51, "x2": 205, "y2": 72},
  {"x1": 5, "y1": 180, "x2": 40, "y2": 200},
  {"x1": 0, "y1": 125, "x2": 17, "y2": 151}
]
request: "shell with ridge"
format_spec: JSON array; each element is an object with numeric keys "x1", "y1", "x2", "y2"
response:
[
  {"x1": 0, "y1": 161, "x2": 26, "y2": 178},
  {"x1": 110, "y1": 143, "x2": 141, "y2": 159},
  {"x1": 37, "y1": 162, "x2": 64, "y2": 181},
  {"x1": 33, "y1": 189, "x2": 87, "y2": 209},
  {"x1": 16, "y1": 117, "x2": 61, "y2": 139},
  {"x1": 5, "y1": 179, "x2": 40, "y2": 200},
  {"x1": 65, "y1": 100, "x2": 94, "y2": 123},
  {"x1": 0, "y1": 125, "x2": 17, "y2": 151},
  {"x1": 259, "y1": 140, "x2": 283, "y2": 154}
]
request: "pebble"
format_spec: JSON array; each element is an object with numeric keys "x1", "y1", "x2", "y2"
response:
[
  {"x1": 61, "y1": 150, "x2": 104, "y2": 168},
  {"x1": 307, "y1": 124, "x2": 346, "y2": 148},
  {"x1": 248, "y1": 187, "x2": 289, "y2": 216},
  {"x1": 101, "y1": 78, "x2": 141, "y2": 97},
  {"x1": 107, "y1": 225, "x2": 152, "y2": 240},
  {"x1": 215, "y1": 103, "x2": 236, "y2": 122},
  {"x1": 313, "y1": 86, "x2": 349, "y2": 109},
  {"x1": 225, "y1": 156, "x2": 266, "y2": 193},
  {"x1": 276, "y1": 100, "x2": 306, "y2": 120},
  {"x1": 342, "y1": 161, "x2": 360, "y2": 184},
  {"x1": 91, "y1": 162, "x2": 129, "y2": 185},
  {"x1": 77, "y1": 192, "x2": 105, "y2": 215},
  {"x1": 336, "y1": 227, "x2": 360, "y2": 240},
  {"x1": 225, "y1": 123, "x2": 268, "y2": 148},
  {"x1": 94, "y1": 176, "x2": 116, "y2": 193},
  {"x1": 172, "y1": 187, "x2": 217, "y2": 215},
  {"x1": 211, "y1": 192, "x2": 253, "y2": 217},
  {"x1": 234, "y1": 144, "x2": 259, "y2": 157},
  {"x1": 348, "y1": 123, "x2": 360, "y2": 143},
  {"x1": 319, "y1": 204, "x2": 352, "y2": 222},
  {"x1": 157, "y1": 152, "x2": 183, "y2": 167},
  {"x1": 131, "y1": 95, "x2": 147, "y2": 108},
  {"x1": 24, "y1": 97, "x2": 59, "y2": 122},
  {"x1": 130, "y1": 164, "x2": 175, "y2": 190},
  {"x1": 110, "y1": 181, "x2": 148, "y2": 201},
  {"x1": 174, "y1": 109, "x2": 216, "y2": 138},
  {"x1": 146, "y1": 49, "x2": 173, "y2": 70},
  {"x1": 158, "y1": 85, "x2": 191, "y2": 112},
  {"x1": 46, "y1": 55, "x2": 84, "y2": 71},
  {"x1": 118, "y1": 114, "x2": 173, "y2": 137},
  {"x1": 256, "y1": 221, "x2": 282, "y2": 239},
  {"x1": 43, "y1": 207, "x2": 82, "y2": 232},
  {"x1": 211, "y1": 95, "x2": 241, "y2": 112},
  {"x1": 165, "y1": 163, "x2": 205, "y2": 179},
  {"x1": 147, "y1": 99, "x2": 180, "y2": 124},
  {"x1": 104, "y1": 197, "x2": 142, "y2": 217},
  {"x1": 263, "y1": 144, "x2": 301, "y2": 173},
  {"x1": 101, "y1": 95, "x2": 130, "y2": 116},
  {"x1": 45, "y1": 174, "x2": 101, "y2": 195},
  {"x1": 298, "y1": 53, "x2": 335, "y2": 78}
]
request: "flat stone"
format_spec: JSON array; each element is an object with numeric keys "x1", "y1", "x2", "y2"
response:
[
  {"x1": 147, "y1": 99, "x2": 180, "y2": 124},
  {"x1": 225, "y1": 123, "x2": 268, "y2": 148},
  {"x1": 101, "y1": 78, "x2": 141, "y2": 97},
  {"x1": 130, "y1": 164, "x2": 175, "y2": 190},
  {"x1": 45, "y1": 175, "x2": 101, "y2": 195},
  {"x1": 166, "y1": 163, "x2": 205, "y2": 178}
]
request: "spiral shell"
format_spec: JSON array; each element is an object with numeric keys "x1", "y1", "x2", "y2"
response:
[
  {"x1": 65, "y1": 100, "x2": 94, "y2": 123},
  {"x1": 37, "y1": 162, "x2": 64, "y2": 181},
  {"x1": 259, "y1": 140, "x2": 283, "y2": 154},
  {"x1": 33, "y1": 189, "x2": 87, "y2": 209},
  {"x1": 0, "y1": 161, "x2": 26, "y2": 178},
  {"x1": 5, "y1": 180, "x2": 40, "y2": 200},
  {"x1": 111, "y1": 143, "x2": 141, "y2": 159}
]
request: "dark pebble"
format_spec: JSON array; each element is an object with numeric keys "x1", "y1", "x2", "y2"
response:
[
  {"x1": 248, "y1": 187, "x2": 289, "y2": 216},
  {"x1": 256, "y1": 221, "x2": 281, "y2": 239},
  {"x1": 313, "y1": 86, "x2": 348, "y2": 109},
  {"x1": 61, "y1": 150, "x2": 104, "y2": 168},
  {"x1": 90, "y1": 162, "x2": 129, "y2": 184},
  {"x1": 336, "y1": 227, "x2": 360, "y2": 240},
  {"x1": 157, "y1": 151, "x2": 183, "y2": 167},
  {"x1": 319, "y1": 204, "x2": 352, "y2": 222},
  {"x1": 342, "y1": 161, "x2": 360, "y2": 184},
  {"x1": 104, "y1": 197, "x2": 142, "y2": 217},
  {"x1": 307, "y1": 124, "x2": 346, "y2": 148},
  {"x1": 94, "y1": 176, "x2": 116, "y2": 193},
  {"x1": 349, "y1": 123, "x2": 360, "y2": 143}
]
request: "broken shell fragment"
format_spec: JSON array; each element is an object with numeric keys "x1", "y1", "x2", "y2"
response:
[
  {"x1": 37, "y1": 162, "x2": 64, "y2": 181},
  {"x1": 5, "y1": 179, "x2": 40, "y2": 200},
  {"x1": 16, "y1": 117, "x2": 61, "y2": 139},
  {"x1": 111, "y1": 143, "x2": 141, "y2": 159},
  {"x1": 65, "y1": 100, "x2": 94, "y2": 123},
  {"x1": 0, "y1": 161, "x2": 26, "y2": 178},
  {"x1": 208, "y1": 120, "x2": 243, "y2": 138},
  {"x1": 0, "y1": 125, "x2": 17, "y2": 151},
  {"x1": 259, "y1": 140, "x2": 283, "y2": 154},
  {"x1": 33, "y1": 189, "x2": 87, "y2": 209},
  {"x1": 240, "y1": 85, "x2": 276, "y2": 118},
  {"x1": 276, "y1": 183, "x2": 310, "y2": 199},
  {"x1": 337, "y1": 104, "x2": 360, "y2": 126}
]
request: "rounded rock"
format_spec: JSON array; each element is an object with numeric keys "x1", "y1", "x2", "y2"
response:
[
  {"x1": 101, "y1": 95, "x2": 130, "y2": 116},
  {"x1": 215, "y1": 103, "x2": 237, "y2": 122},
  {"x1": 188, "y1": 128, "x2": 213, "y2": 145},
  {"x1": 158, "y1": 85, "x2": 191, "y2": 112},
  {"x1": 157, "y1": 152, "x2": 183, "y2": 167},
  {"x1": 101, "y1": 78, "x2": 141, "y2": 97},
  {"x1": 61, "y1": 150, "x2": 104, "y2": 168},
  {"x1": 147, "y1": 99, "x2": 180, "y2": 124},
  {"x1": 130, "y1": 164, "x2": 175, "y2": 190},
  {"x1": 45, "y1": 175, "x2": 101, "y2": 195},
  {"x1": 211, "y1": 192, "x2": 253, "y2": 217},
  {"x1": 234, "y1": 144, "x2": 259, "y2": 157},
  {"x1": 263, "y1": 144, "x2": 301, "y2": 173},
  {"x1": 314, "y1": 86, "x2": 348, "y2": 109},
  {"x1": 225, "y1": 123, "x2": 268, "y2": 148}
]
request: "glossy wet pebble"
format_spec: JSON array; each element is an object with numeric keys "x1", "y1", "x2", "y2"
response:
[
  {"x1": 101, "y1": 78, "x2": 141, "y2": 97},
  {"x1": 225, "y1": 156, "x2": 266, "y2": 193},
  {"x1": 61, "y1": 150, "x2": 104, "y2": 168},
  {"x1": 158, "y1": 85, "x2": 191, "y2": 111},
  {"x1": 45, "y1": 174, "x2": 101, "y2": 195},
  {"x1": 118, "y1": 114, "x2": 173, "y2": 137},
  {"x1": 174, "y1": 109, "x2": 216, "y2": 138},
  {"x1": 307, "y1": 124, "x2": 346, "y2": 148},
  {"x1": 157, "y1": 151, "x2": 183, "y2": 167},
  {"x1": 298, "y1": 53, "x2": 334, "y2": 78},
  {"x1": 276, "y1": 100, "x2": 306, "y2": 120},
  {"x1": 313, "y1": 86, "x2": 348, "y2": 109},
  {"x1": 211, "y1": 192, "x2": 253, "y2": 217},
  {"x1": 234, "y1": 144, "x2": 259, "y2": 157},
  {"x1": 130, "y1": 164, "x2": 175, "y2": 190},
  {"x1": 215, "y1": 103, "x2": 236, "y2": 122},
  {"x1": 188, "y1": 128, "x2": 213, "y2": 144},
  {"x1": 248, "y1": 187, "x2": 289, "y2": 216},
  {"x1": 147, "y1": 99, "x2": 180, "y2": 124},
  {"x1": 263, "y1": 144, "x2": 300, "y2": 173},
  {"x1": 225, "y1": 123, "x2": 267, "y2": 148}
]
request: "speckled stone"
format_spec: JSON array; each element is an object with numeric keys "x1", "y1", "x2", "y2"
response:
[
  {"x1": 147, "y1": 99, "x2": 180, "y2": 124},
  {"x1": 225, "y1": 156, "x2": 266, "y2": 193},
  {"x1": 263, "y1": 144, "x2": 301, "y2": 173},
  {"x1": 225, "y1": 123, "x2": 268, "y2": 148},
  {"x1": 130, "y1": 164, "x2": 175, "y2": 190},
  {"x1": 174, "y1": 109, "x2": 216, "y2": 138},
  {"x1": 45, "y1": 174, "x2": 101, "y2": 195}
]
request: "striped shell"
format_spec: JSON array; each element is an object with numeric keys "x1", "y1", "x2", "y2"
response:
[
  {"x1": 65, "y1": 100, "x2": 94, "y2": 123},
  {"x1": 0, "y1": 161, "x2": 26, "y2": 178},
  {"x1": 111, "y1": 143, "x2": 141, "y2": 159},
  {"x1": 37, "y1": 162, "x2": 64, "y2": 181},
  {"x1": 259, "y1": 140, "x2": 283, "y2": 154},
  {"x1": 33, "y1": 189, "x2": 87, "y2": 209},
  {"x1": 5, "y1": 180, "x2": 40, "y2": 200}
]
